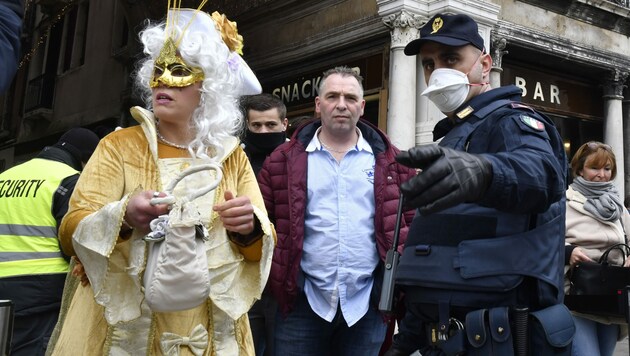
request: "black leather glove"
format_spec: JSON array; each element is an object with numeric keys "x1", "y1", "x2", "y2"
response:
[
  {"x1": 395, "y1": 145, "x2": 492, "y2": 215},
  {"x1": 383, "y1": 346, "x2": 412, "y2": 356}
]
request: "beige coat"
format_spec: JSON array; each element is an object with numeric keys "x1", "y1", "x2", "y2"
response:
[
  {"x1": 564, "y1": 186, "x2": 630, "y2": 334},
  {"x1": 46, "y1": 107, "x2": 275, "y2": 355},
  {"x1": 565, "y1": 186, "x2": 629, "y2": 267}
]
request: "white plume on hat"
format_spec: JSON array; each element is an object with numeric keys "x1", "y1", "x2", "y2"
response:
[{"x1": 168, "y1": 8, "x2": 262, "y2": 96}]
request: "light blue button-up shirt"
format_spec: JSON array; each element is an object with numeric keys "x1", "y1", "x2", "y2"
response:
[{"x1": 301, "y1": 128, "x2": 378, "y2": 326}]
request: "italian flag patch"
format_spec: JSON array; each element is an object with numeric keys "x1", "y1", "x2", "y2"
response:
[{"x1": 520, "y1": 115, "x2": 545, "y2": 131}]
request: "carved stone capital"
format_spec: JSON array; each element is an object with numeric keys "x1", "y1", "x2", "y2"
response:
[
  {"x1": 382, "y1": 11, "x2": 424, "y2": 49},
  {"x1": 382, "y1": 10, "x2": 424, "y2": 30},
  {"x1": 603, "y1": 69, "x2": 629, "y2": 99},
  {"x1": 491, "y1": 37, "x2": 508, "y2": 69}
]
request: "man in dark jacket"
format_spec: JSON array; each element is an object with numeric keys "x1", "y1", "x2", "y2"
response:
[
  {"x1": 240, "y1": 93, "x2": 288, "y2": 356},
  {"x1": 386, "y1": 13, "x2": 569, "y2": 355},
  {"x1": 1, "y1": 0, "x2": 23, "y2": 93},
  {"x1": 240, "y1": 93, "x2": 288, "y2": 177},
  {"x1": 258, "y1": 66, "x2": 416, "y2": 356},
  {"x1": 0, "y1": 128, "x2": 100, "y2": 355}
]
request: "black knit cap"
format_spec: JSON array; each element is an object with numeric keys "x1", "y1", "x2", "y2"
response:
[
  {"x1": 404, "y1": 13, "x2": 484, "y2": 55},
  {"x1": 56, "y1": 128, "x2": 100, "y2": 163}
]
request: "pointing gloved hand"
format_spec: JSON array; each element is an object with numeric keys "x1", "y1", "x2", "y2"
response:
[{"x1": 395, "y1": 145, "x2": 493, "y2": 215}]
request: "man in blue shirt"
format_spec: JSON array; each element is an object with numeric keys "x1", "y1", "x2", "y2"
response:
[{"x1": 258, "y1": 66, "x2": 416, "y2": 355}]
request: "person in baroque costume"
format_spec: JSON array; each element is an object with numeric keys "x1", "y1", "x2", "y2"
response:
[{"x1": 46, "y1": 2, "x2": 275, "y2": 355}]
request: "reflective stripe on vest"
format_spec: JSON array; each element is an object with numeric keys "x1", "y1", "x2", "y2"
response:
[{"x1": 0, "y1": 158, "x2": 78, "y2": 278}]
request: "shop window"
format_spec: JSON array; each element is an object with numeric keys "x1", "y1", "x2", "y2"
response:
[
  {"x1": 546, "y1": 112, "x2": 602, "y2": 162},
  {"x1": 286, "y1": 115, "x2": 313, "y2": 137},
  {"x1": 23, "y1": 4, "x2": 63, "y2": 113},
  {"x1": 59, "y1": 1, "x2": 89, "y2": 73},
  {"x1": 23, "y1": 1, "x2": 88, "y2": 115},
  {"x1": 111, "y1": 0, "x2": 131, "y2": 56},
  {"x1": 285, "y1": 104, "x2": 315, "y2": 138},
  {"x1": 362, "y1": 93, "x2": 379, "y2": 128}
]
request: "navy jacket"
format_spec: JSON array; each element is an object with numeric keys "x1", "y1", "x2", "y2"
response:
[
  {"x1": 0, "y1": 0, "x2": 22, "y2": 93},
  {"x1": 397, "y1": 85, "x2": 567, "y2": 311}
]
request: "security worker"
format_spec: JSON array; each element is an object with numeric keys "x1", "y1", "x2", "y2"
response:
[
  {"x1": 0, "y1": 128, "x2": 99, "y2": 356},
  {"x1": 386, "y1": 14, "x2": 571, "y2": 355}
]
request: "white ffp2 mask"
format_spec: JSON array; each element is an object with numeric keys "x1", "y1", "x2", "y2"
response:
[{"x1": 421, "y1": 68, "x2": 470, "y2": 113}]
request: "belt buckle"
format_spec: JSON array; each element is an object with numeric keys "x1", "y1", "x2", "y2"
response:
[{"x1": 437, "y1": 317, "x2": 464, "y2": 342}]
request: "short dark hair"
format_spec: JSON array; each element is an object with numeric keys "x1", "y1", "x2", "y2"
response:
[
  {"x1": 240, "y1": 93, "x2": 287, "y2": 121},
  {"x1": 318, "y1": 66, "x2": 364, "y2": 97}
]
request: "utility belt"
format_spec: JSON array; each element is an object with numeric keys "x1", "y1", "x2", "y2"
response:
[{"x1": 422, "y1": 304, "x2": 574, "y2": 356}]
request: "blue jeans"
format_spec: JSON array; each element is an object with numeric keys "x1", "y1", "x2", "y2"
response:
[
  {"x1": 571, "y1": 315, "x2": 619, "y2": 356},
  {"x1": 273, "y1": 292, "x2": 387, "y2": 356},
  {"x1": 249, "y1": 292, "x2": 277, "y2": 356}
]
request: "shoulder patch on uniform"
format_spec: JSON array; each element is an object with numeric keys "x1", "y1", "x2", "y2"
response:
[
  {"x1": 456, "y1": 106, "x2": 474, "y2": 120},
  {"x1": 519, "y1": 115, "x2": 545, "y2": 131},
  {"x1": 510, "y1": 102, "x2": 535, "y2": 112}
]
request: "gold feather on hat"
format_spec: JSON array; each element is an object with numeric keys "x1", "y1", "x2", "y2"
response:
[{"x1": 211, "y1": 12, "x2": 243, "y2": 55}]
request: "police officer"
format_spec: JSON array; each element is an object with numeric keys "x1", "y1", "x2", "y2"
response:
[
  {"x1": 386, "y1": 14, "x2": 571, "y2": 355},
  {"x1": 0, "y1": 128, "x2": 99, "y2": 356}
]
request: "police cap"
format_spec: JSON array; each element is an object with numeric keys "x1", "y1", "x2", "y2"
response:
[{"x1": 404, "y1": 13, "x2": 484, "y2": 56}]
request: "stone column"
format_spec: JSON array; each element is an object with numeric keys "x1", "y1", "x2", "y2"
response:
[
  {"x1": 603, "y1": 69, "x2": 628, "y2": 195},
  {"x1": 623, "y1": 96, "x2": 630, "y2": 204},
  {"x1": 415, "y1": 58, "x2": 434, "y2": 145},
  {"x1": 490, "y1": 37, "x2": 508, "y2": 89},
  {"x1": 383, "y1": 10, "x2": 423, "y2": 150}
]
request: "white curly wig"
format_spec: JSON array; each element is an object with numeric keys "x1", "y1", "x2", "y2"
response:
[{"x1": 134, "y1": 10, "x2": 260, "y2": 159}]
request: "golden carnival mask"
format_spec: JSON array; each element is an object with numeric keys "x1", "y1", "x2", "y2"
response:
[
  {"x1": 149, "y1": 0, "x2": 209, "y2": 88},
  {"x1": 149, "y1": 1, "x2": 261, "y2": 94},
  {"x1": 150, "y1": 38, "x2": 204, "y2": 88}
]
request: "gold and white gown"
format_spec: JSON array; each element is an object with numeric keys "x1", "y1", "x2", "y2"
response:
[{"x1": 46, "y1": 107, "x2": 275, "y2": 356}]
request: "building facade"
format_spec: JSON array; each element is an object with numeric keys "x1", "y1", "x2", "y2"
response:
[{"x1": 1, "y1": 0, "x2": 629, "y2": 195}]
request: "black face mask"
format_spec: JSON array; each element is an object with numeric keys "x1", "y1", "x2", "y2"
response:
[{"x1": 244, "y1": 130, "x2": 286, "y2": 153}]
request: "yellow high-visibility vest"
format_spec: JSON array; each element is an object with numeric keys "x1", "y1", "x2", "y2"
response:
[{"x1": 0, "y1": 158, "x2": 78, "y2": 278}]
